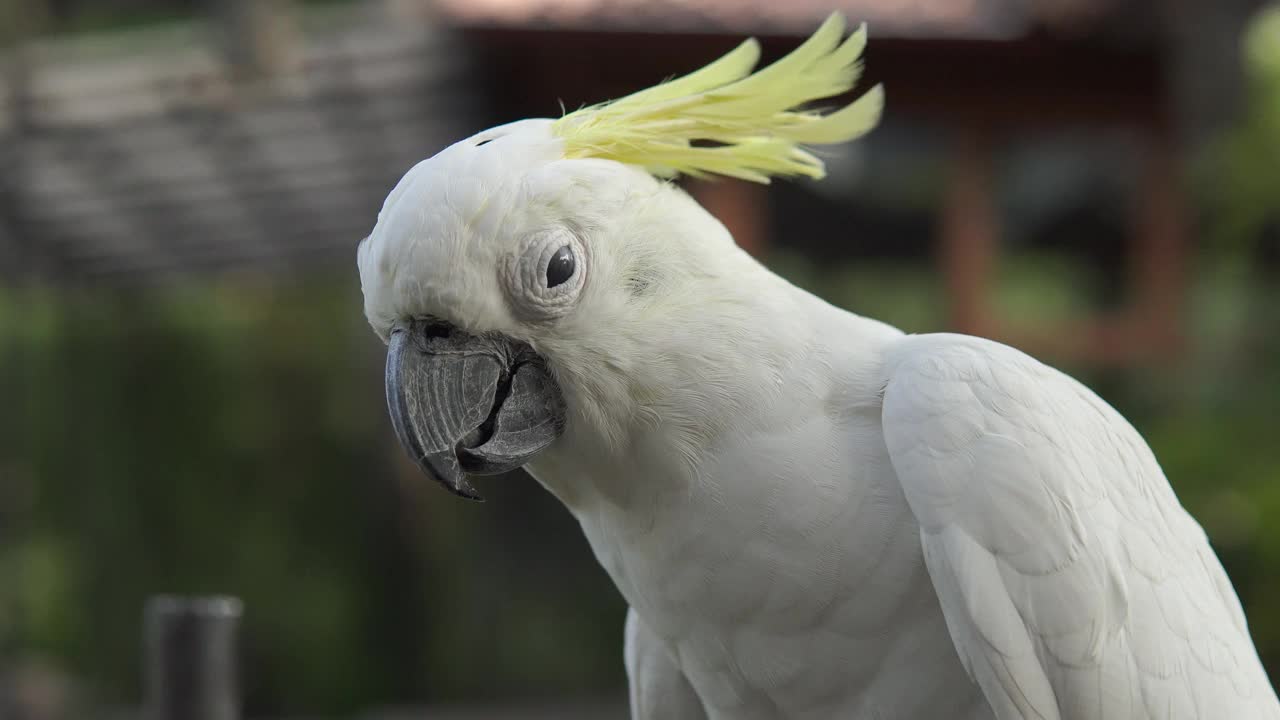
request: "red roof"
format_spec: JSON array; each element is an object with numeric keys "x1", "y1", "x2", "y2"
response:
[{"x1": 432, "y1": 0, "x2": 1120, "y2": 40}]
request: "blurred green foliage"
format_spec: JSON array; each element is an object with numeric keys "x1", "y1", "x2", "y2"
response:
[
  {"x1": 6, "y1": 248, "x2": 1277, "y2": 717},
  {"x1": 1202, "y1": 4, "x2": 1280, "y2": 251},
  {"x1": 0, "y1": 277, "x2": 627, "y2": 714}
]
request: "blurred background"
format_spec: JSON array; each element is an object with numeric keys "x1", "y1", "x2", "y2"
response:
[{"x1": 0, "y1": 0, "x2": 1278, "y2": 717}]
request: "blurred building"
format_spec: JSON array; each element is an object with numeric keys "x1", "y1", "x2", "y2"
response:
[
  {"x1": 1, "y1": 0, "x2": 1268, "y2": 365},
  {"x1": 1, "y1": 1, "x2": 481, "y2": 281},
  {"x1": 434, "y1": 0, "x2": 1267, "y2": 364}
]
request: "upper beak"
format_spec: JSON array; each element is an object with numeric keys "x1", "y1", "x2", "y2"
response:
[{"x1": 384, "y1": 318, "x2": 566, "y2": 500}]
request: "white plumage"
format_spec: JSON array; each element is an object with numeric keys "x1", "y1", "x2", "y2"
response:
[
  {"x1": 883, "y1": 334, "x2": 1277, "y2": 719},
  {"x1": 357, "y1": 17, "x2": 1279, "y2": 719}
]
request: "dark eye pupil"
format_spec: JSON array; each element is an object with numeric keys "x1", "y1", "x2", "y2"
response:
[{"x1": 546, "y1": 245, "x2": 575, "y2": 288}]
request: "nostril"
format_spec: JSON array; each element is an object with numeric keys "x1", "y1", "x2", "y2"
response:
[
  {"x1": 403, "y1": 318, "x2": 454, "y2": 350},
  {"x1": 416, "y1": 317, "x2": 452, "y2": 340}
]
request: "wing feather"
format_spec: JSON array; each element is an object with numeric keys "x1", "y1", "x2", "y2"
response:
[{"x1": 880, "y1": 333, "x2": 1279, "y2": 720}]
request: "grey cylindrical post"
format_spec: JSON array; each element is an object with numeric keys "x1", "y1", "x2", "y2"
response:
[{"x1": 144, "y1": 595, "x2": 243, "y2": 720}]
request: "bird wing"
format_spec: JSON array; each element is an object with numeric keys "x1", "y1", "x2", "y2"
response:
[{"x1": 879, "y1": 333, "x2": 1278, "y2": 720}]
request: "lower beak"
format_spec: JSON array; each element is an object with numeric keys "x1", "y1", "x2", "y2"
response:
[{"x1": 385, "y1": 319, "x2": 566, "y2": 500}]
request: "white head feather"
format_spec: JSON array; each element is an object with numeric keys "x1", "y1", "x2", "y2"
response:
[{"x1": 358, "y1": 14, "x2": 882, "y2": 486}]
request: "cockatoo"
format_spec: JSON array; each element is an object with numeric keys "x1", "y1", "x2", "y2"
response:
[{"x1": 357, "y1": 13, "x2": 1279, "y2": 719}]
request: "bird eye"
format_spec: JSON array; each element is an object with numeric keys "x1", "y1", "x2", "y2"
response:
[
  {"x1": 545, "y1": 245, "x2": 575, "y2": 288},
  {"x1": 505, "y1": 229, "x2": 586, "y2": 321}
]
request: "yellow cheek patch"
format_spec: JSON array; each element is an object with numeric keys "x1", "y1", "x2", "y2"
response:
[{"x1": 552, "y1": 12, "x2": 884, "y2": 184}]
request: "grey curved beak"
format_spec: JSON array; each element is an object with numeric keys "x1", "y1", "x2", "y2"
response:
[{"x1": 385, "y1": 319, "x2": 566, "y2": 500}]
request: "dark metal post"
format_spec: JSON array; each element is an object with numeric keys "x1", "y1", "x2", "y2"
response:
[{"x1": 144, "y1": 595, "x2": 243, "y2": 720}]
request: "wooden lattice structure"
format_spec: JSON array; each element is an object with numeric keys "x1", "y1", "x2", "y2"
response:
[{"x1": 0, "y1": 2, "x2": 482, "y2": 281}]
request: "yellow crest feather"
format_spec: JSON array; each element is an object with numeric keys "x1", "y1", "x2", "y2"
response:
[{"x1": 552, "y1": 13, "x2": 884, "y2": 184}]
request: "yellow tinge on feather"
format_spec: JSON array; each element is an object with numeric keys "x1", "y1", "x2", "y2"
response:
[{"x1": 552, "y1": 13, "x2": 884, "y2": 184}]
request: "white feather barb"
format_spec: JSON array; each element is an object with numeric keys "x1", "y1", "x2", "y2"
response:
[{"x1": 552, "y1": 13, "x2": 884, "y2": 184}]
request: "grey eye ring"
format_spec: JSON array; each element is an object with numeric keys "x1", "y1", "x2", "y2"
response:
[{"x1": 504, "y1": 227, "x2": 587, "y2": 322}]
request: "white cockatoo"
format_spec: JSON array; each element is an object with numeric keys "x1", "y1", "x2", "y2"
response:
[{"x1": 357, "y1": 14, "x2": 1280, "y2": 719}]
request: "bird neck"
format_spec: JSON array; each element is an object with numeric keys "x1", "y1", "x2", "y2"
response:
[{"x1": 529, "y1": 253, "x2": 830, "y2": 511}]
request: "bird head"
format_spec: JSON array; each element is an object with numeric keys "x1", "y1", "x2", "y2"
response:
[{"x1": 358, "y1": 13, "x2": 883, "y2": 499}]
